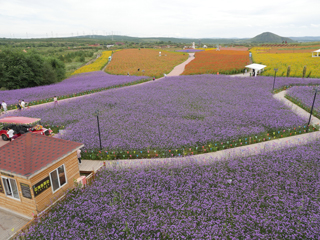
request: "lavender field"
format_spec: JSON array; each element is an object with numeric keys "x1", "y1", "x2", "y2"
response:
[
  {"x1": 176, "y1": 49, "x2": 204, "y2": 53},
  {"x1": 4, "y1": 75, "x2": 320, "y2": 153},
  {"x1": 0, "y1": 71, "x2": 148, "y2": 106},
  {"x1": 23, "y1": 140, "x2": 320, "y2": 239},
  {"x1": 286, "y1": 86, "x2": 320, "y2": 115}
]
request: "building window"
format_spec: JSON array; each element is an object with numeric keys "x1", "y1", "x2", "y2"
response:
[
  {"x1": 1, "y1": 177, "x2": 20, "y2": 200},
  {"x1": 49, "y1": 164, "x2": 67, "y2": 193}
]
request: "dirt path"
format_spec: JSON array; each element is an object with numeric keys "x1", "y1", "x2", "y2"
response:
[
  {"x1": 167, "y1": 53, "x2": 195, "y2": 76},
  {"x1": 83, "y1": 130, "x2": 320, "y2": 171}
]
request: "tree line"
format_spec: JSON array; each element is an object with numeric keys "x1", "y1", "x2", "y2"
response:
[{"x1": 0, "y1": 49, "x2": 65, "y2": 90}]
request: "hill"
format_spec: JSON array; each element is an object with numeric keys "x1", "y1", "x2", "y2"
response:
[{"x1": 250, "y1": 32, "x2": 294, "y2": 43}]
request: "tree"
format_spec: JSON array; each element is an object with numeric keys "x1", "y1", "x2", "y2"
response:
[{"x1": 0, "y1": 49, "x2": 65, "y2": 90}]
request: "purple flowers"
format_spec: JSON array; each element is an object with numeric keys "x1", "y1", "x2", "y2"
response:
[
  {"x1": 3, "y1": 75, "x2": 320, "y2": 153},
  {"x1": 0, "y1": 71, "x2": 148, "y2": 106},
  {"x1": 176, "y1": 49, "x2": 204, "y2": 53},
  {"x1": 22, "y1": 140, "x2": 320, "y2": 238},
  {"x1": 286, "y1": 86, "x2": 320, "y2": 113}
]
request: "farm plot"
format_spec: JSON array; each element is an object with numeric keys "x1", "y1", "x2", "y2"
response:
[
  {"x1": 5, "y1": 75, "x2": 320, "y2": 158},
  {"x1": 22, "y1": 140, "x2": 320, "y2": 239},
  {"x1": 105, "y1": 49, "x2": 188, "y2": 78},
  {"x1": 176, "y1": 49, "x2": 204, "y2": 53},
  {"x1": 72, "y1": 51, "x2": 113, "y2": 75},
  {"x1": 182, "y1": 50, "x2": 250, "y2": 75},
  {"x1": 251, "y1": 47, "x2": 320, "y2": 78},
  {"x1": 0, "y1": 71, "x2": 148, "y2": 108}
]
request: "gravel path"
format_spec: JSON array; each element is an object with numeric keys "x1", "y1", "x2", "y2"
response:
[
  {"x1": 273, "y1": 90, "x2": 320, "y2": 125},
  {"x1": 167, "y1": 53, "x2": 195, "y2": 76},
  {"x1": 84, "y1": 130, "x2": 320, "y2": 171},
  {"x1": 82, "y1": 89, "x2": 320, "y2": 170}
]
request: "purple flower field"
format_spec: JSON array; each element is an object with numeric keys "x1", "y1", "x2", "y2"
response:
[
  {"x1": 176, "y1": 49, "x2": 204, "y2": 53},
  {"x1": 4, "y1": 75, "x2": 320, "y2": 152},
  {"x1": 286, "y1": 86, "x2": 320, "y2": 112},
  {"x1": 0, "y1": 71, "x2": 148, "y2": 106},
  {"x1": 23, "y1": 141, "x2": 320, "y2": 239}
]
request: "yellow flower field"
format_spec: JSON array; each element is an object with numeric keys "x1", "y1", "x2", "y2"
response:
[
  {"x1": 72, "y1": 51, "x2": 113, "y2": 75},
  {"x1": 251, "y1": 48, "x2": 320, "y2": 78},
  {"x1": 105, "y1": 49, "x2": 188, "y2": 78}
]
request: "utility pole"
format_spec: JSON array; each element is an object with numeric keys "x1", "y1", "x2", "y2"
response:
[{"x1": 308, "y1": 88, "x2": 318, "y2": 126}]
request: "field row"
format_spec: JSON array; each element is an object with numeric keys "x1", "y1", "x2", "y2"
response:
[
  {"x1": 251, "y1": 46, "x2": 320, "y2": 78},
  {"x1": 5, "y1": 75, "x2": 320, "y2": 159},
  {"x1": 72, "y1": 50, "x2": 113, "y2": 75},
  {"x1": 105, "y1": 49, "x2": 188, "y2": 78},
  {"x1": 182, "y1": 50, "x2": 250, "y2": 75},
  {"x1": 0, "y1": 72, "x2": 148, "y2": 108}
]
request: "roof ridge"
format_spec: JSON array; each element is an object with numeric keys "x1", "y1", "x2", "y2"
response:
[{"x1": 0, "y1": 133, "x2": 83, "y2": 178}]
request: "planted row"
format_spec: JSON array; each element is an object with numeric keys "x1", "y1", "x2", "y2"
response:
[
  {"x1": 1, "y1": 71, "x2": 148, "y2": 109},
  {"x1": 5, "y1": 75, "x2": 320, "y2": 156},
  {"x1": 82, "y1": 125, "x2": 318, "y2": 160}
]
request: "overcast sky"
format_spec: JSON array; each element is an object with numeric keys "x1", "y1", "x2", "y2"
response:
[{"x1": 1, "y1": 0, "x2": 320, "y2": 39}]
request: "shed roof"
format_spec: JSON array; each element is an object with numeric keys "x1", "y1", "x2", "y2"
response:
[
  {"x1": 313, "y1": 49, "x2": 320, "y2": 53},
  {"x1": 0, "y1": 133, "x2": 83, "y2": 178},
  {"x1": 245, "y1": 63, "x2": 267, "y2": 70},
  {"x1": 0, "y1": 117, "x2": 41, "y2": 125}
]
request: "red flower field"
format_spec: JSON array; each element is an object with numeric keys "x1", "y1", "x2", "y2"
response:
[{"x1": 182, "y1": 50, "x2": 250, "y2": 75}]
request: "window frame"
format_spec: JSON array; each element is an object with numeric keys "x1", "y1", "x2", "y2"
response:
[
  {"x1": 49, "y1": 164, "x2": 67, "y2": 194},
  {"x1": 1, "y1": 176, "x2": 20, "y2": 201}
]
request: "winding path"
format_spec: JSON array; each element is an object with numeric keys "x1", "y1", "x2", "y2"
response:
[
  {"x1": 80, "y1": 89, "x2": 320, "y2": 171},
  {"x1": 2, "y1": 53, "x2": 195, "y2": 115},
  {"x1": 82, "y1": 131, "x2": 320, "y2": 171}
]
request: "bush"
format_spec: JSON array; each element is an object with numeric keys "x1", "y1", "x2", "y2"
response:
[{"x1": 0, "y1": 49, "x2": 65, "y2": 89}]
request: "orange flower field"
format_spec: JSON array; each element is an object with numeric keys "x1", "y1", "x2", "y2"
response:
[
  {"x1": 105, "y1": 49, "x2": 188, "y2": 78},
  {"x1": 182, "y1": 50, "x2": 250, "y2": 75}
]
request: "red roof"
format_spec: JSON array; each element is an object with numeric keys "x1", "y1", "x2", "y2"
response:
[
  {"x1": 0, "y1": 133, "x2": 83, "y2": 178},
  {"x1": 0, "y1": 117, "x2": 41, "y2": 125}
]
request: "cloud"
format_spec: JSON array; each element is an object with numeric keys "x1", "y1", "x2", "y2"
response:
[{"x1": 1, "y1": 0, "x2": 320, "y2": 38}]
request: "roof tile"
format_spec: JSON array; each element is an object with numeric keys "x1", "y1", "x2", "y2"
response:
[{"x1": 0, "y1": 133, "x2": 83, "y2": 177}]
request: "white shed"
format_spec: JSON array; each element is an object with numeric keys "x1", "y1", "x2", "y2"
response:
[
  {"x1": 245, "y1": 64, "x2": 267, "y2": 77},
  {"x1": 312, "y1": 49, "x2": 320, "y2": 57}
]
